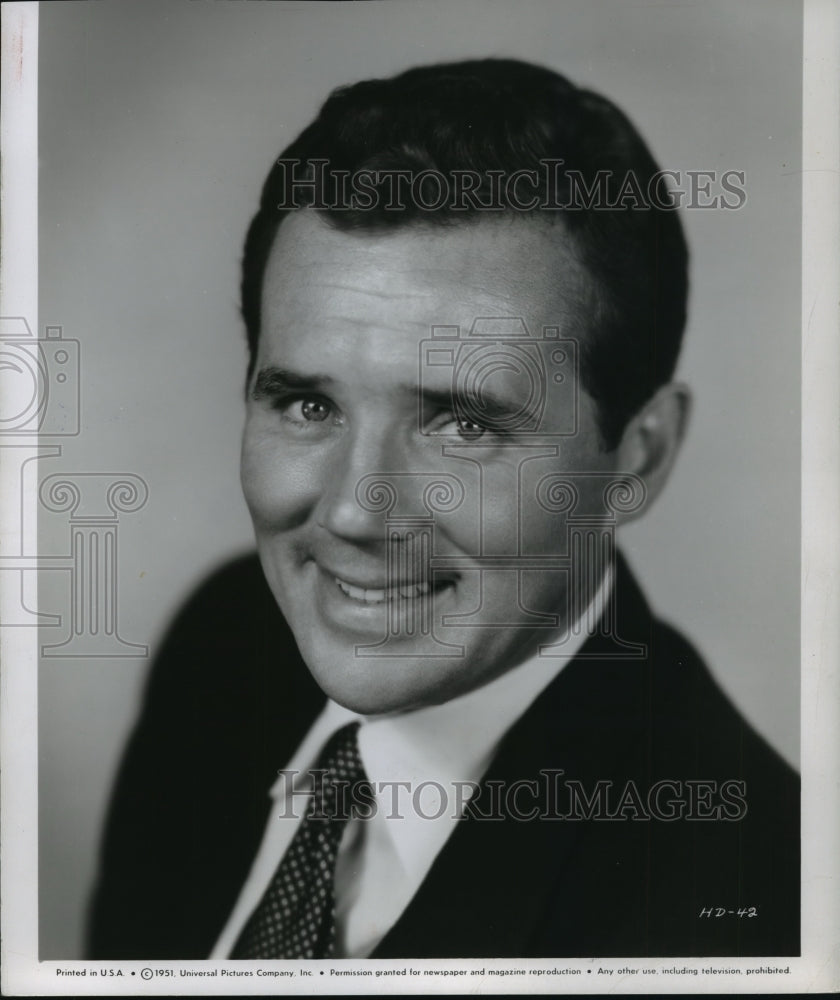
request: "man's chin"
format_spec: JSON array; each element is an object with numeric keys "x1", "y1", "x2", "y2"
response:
[{"x1": 300, "y1": 650, "x2": 461, "y2": 718}]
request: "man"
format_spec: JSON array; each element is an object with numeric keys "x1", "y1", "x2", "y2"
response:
[{"x1": 88, "y1": 58, "x2": 799, "y2": 959}]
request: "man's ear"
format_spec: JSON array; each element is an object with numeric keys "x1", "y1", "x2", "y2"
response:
[{"x1": 614, "y1": 382, "x2": 691, "y2": 521}]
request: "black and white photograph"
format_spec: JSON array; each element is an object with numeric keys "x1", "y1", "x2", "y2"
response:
[{"x1": 1, "y1": 0, "x2": 838, "y2": 994}]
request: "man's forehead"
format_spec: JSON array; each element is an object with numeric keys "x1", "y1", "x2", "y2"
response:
[{"x1": 262, "y1": 209, "x2": 596, "y2": 333}]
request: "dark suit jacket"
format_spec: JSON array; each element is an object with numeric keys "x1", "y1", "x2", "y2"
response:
[{"x1": 87, "y1": 552, "x2": 799, "y2": 958}]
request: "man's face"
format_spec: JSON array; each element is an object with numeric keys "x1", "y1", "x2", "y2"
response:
[{"x1": 241, "y1": 211, "x2": 620, "y2": 715}]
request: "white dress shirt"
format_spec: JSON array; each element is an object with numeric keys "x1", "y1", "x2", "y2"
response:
[{"x1": 211, "y1": 567, "x2": 612, "y2": 959}]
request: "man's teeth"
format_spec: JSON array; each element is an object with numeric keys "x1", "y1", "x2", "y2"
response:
[{"x1": 335, "y1": 577, "x2": 434, "y2": 604}]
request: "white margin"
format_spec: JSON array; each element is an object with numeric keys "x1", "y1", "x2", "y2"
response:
[
  {"x1": 0, "y1": 1, "x2": 40, "y2": 996},
  {"x1": 800, "y1": 0, "x2": 840, "y2": 990}
]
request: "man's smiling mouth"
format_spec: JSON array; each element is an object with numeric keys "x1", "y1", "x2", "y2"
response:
[{"x1": 333, "y1": 575, "x2": 452, "y2": 605}]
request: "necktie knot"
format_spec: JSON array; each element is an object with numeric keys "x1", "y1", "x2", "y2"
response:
[
  {"x1": 317, "y1": 721, "x2": 364, "y2": 779},
  {"x1": 308, "y1": 721, "x2": 370, "y2": 822}
]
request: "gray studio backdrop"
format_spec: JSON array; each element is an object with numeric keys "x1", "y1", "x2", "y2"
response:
[{"x1": 37, "y1": 0, "x2": 802, "y2": 959}]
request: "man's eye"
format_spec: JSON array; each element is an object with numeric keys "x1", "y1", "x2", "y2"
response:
[
  {"x1": 426, "y1": 412, "x2": 488, "y2": 440},
  {"x1": 275, "y1": 396, "x2": 334, "y2": 425},
  {"x1": 298, "y1": 398, "x2": 331, "y2": 422},
  {"x1": 455, "y1": 417, "x2": 487, "y2": 441}
]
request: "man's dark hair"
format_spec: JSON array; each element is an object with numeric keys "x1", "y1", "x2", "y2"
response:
[{"x1": 240, "y1": 58, "x2": 689, "y2": 448}]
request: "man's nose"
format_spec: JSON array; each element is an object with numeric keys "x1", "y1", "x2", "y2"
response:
[{"x1": 314, "y1": 427, "x2": 413, "y2": 542}]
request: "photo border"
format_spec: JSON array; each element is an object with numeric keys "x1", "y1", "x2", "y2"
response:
[{"x1": 2, "y1": 0, "x2": 837, "y2": 994}]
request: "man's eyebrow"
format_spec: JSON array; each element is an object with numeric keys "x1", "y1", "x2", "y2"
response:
[
  {"x1": 414, "y1": 384, "x2": 539, "y2": 423},
  {"x1": 251, "y1": 367, "x2": 334, "y2": 400}
]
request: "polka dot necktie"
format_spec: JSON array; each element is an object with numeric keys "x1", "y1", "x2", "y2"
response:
[{"x1": 230, "y1": 721, "x2": 368, "y2": 960}]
